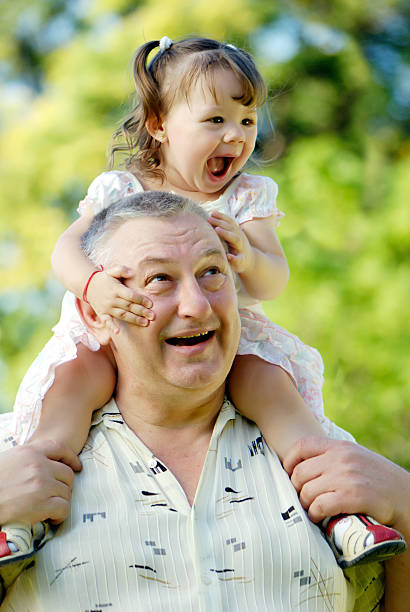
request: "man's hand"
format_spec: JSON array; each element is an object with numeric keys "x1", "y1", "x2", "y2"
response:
[
  {"x1": 0, "y1": 440, "x2": 81, "y2": 526},
  {"x1": 283, "y1": 436, "x2": 410, "y2": 531},
  {"x1": 283, "y1": 436, "x2": 410, "y2": 612}
]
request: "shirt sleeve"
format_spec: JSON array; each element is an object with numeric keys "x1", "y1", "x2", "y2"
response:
[
  {"x1": 228, "y1": 174, "x2": 284, "y2": 225},
  {"x1": 77, "y1": 170, "x2": 143, "y2": 216}
]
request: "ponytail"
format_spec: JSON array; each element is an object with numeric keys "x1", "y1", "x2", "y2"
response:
[
  {"x1": 109, "y1": 40, "x2": 165, "y2": 180},
  {"x1": 133, "y1": 40, "x2": 163, "y2": 125}
]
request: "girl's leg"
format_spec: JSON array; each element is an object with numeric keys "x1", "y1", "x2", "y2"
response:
[
  {"x1": 228, "y1": 354, "x2": 407, "y2": 568},
  {"x1": 28, "y1": 343, "x2": 116, "y2": 454},
  {"x1": 228, "y1": 354, "x2": 326, "y2": 461},
  {"x1": 0, "y1": 344, "x2": 117, "y2": 562}
]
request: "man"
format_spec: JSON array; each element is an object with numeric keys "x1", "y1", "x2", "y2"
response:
[{"x1": 0, "y1": 191, "x2": 409, "y2": 610}]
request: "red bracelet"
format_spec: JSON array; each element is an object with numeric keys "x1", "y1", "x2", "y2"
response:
[{"x1": 82, "y1": 265, "x2": 104, "y2": 304}]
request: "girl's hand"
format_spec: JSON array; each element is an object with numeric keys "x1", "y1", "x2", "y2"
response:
[
  {"x1": 208, "y1": 210, "x2": 254, "y2": 274},
  {"x1": 85, "y1": 265, "x2": 154, "y2": 332}
]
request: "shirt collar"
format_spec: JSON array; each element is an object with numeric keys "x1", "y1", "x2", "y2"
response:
[{"x1": 91, "y1": 396, "x2": 236, "y2": 442}]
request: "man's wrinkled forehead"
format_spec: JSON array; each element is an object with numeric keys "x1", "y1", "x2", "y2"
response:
[{"x1": 105, "y1": 213, "x2": 228, "y2": 271}]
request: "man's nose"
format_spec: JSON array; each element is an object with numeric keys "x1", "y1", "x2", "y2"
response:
[
  {"x1": 223, "y1": 122, "x2": 245, "y2": 144},
  {"x1": 177, "y1": 278, "x2": 212, "y2": 319}
]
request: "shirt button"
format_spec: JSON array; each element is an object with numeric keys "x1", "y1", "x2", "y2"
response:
[
  {"x1": 202, "y1": 576, "x2": 211, "y2": 585},
  {"x1": 149, "y1": 458, "x2": 157, "y2": 468}
]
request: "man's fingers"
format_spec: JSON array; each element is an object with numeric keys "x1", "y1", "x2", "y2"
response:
[
  {"x1": 52, "y1": 460, "x2": 76, "y2": 489},
  {"x1": 304, "y1": 491, "x2": 342, "y2": 523},
  {"x1": 290, "y1": 455, "x2": 324, "y2": 492},
  {"x1": 28, "y1": 439, "x2": 82, "y2": 473},
  {"x1": 45, "y1": 497, "x2": 72, "y2": 524},
  {"x1": 282, "y1": 436, "x2": 331, "y2": 476}
]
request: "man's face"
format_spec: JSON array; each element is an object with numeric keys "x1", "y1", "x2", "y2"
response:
[{"x1": 104, "y1": 213, "x2": 240, "y2": 400}]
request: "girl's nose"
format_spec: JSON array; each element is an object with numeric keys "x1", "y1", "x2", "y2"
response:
[{"x1": 223, "y1": 123, "x2": 245, "y2": 144}]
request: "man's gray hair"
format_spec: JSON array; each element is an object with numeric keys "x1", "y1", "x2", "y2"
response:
[{"x1": 82, "y1": 191, "x2": 209, "y2": 265}]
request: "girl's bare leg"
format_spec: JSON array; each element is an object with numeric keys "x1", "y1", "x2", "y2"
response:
[
  {"x1": 28, "y1": 343, "x2": 116, "y2": 454},
  {"x1": 0, "y1": 344, "x2": 117, "y2": 560},
  {"x1": 228, "y1": 354, "x2": 407, "y2": 568},
  {"x1": 228, "y1": 354, "x2": 326, "y2": 461}
]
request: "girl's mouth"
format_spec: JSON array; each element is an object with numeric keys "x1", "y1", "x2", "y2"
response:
[{"x1": 207, "y1": 156, "x2": 234, "y2": 179}]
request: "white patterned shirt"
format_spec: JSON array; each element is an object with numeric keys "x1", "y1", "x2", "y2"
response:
[{"x1": 0, "y1": 400, "x2": 383, "y2": 611}]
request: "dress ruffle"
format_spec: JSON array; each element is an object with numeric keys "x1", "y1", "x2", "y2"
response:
[
  {"x1": 227, "y1": 174, "x2": 283, "y2": 225},
  {"x1": 238, "y1": 308, "x2": 325, "y2": 418},
  {"x1": 11, "y1": 292, "x2": 100, "y2": 443}
]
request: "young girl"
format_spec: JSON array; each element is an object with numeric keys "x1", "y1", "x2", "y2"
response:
[{"x1": 0, "y1": 36, "x2": 405, "y2": 569}]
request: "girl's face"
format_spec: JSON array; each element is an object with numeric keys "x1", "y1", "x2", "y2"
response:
[{"x1": 157, "y1": 68, "x2": 258, "y2": 201}]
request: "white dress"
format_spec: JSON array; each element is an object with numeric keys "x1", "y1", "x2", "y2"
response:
[{"x1": 11, "y1": 170, "x2": 328, "y2": 443}]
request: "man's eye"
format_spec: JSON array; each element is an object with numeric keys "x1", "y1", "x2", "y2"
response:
[
  {"x1": 203, "y1": 267, "x2": 220, "y2": 276},
  {"x1": 209, "y1": 116, "x2": 224, "y2": 124},
  {"x1": 147, "y1": 273, "x2": 169, "y2": 283},
  {"x1": 200, "y1": 267, "x2": 225, "y2": 290}
]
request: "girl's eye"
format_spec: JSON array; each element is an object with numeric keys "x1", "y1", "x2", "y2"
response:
[
  {"x1": 242, "y1": 117, "x2": 255, "y2": 126},
  {"x1": 209, "y1": 116, "x2": 224, "y2": 124}
]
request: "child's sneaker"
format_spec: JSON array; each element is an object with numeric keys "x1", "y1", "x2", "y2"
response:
[
  {"x1": 0, "y1": 522, "x2": 47, "y2": 566},
  {"x1": 324, "y1": 513, "x2": 407, "y2": 569}
]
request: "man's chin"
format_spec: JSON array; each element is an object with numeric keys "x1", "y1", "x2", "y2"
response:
[{"x1": 166, "y1": 362, "x2": 228, "y2": 391}]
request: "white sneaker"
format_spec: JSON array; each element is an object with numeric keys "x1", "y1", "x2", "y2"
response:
[
  {"x1": 0, "y1": 522, "x2": 47, "y2": 566},
  {"x1": 324, "y1": 513, "x2": 407, "y2": 568}
]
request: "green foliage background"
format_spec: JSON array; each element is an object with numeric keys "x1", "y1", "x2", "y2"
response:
[{"x1": 0, "y1": 0, "x2": 409, "y2": 468}]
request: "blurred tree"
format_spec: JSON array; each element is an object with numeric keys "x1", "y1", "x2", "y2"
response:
[{"x1": 0, "y1": 0, "x2": 409, "y2": 467}]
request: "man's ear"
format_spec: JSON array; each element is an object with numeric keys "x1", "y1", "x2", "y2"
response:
[
  {"x1": 75, "y1": 298, "x2": 112, "y2": 346},
  {"x1": 145, "y1": 114, "x2": 168, "y2": 143}
]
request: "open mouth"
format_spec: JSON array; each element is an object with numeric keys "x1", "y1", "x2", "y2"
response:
[
  {"x1": 207, "y1": 156, "x2": 234, "y2": 178},
  {"x1": 166, "y1": 331, "x2": 215, "y2": 346}
]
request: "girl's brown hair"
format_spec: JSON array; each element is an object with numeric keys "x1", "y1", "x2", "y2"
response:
[{"x1": 109, "y1": 37, "x2": 267, "y2": 182}]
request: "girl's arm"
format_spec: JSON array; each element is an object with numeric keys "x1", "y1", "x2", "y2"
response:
[
  {"x1": 208, "y1": 211, "x2": 289, "y2": 301},
  {"x1": 51, "y1": 214, "x2": 154, "y2": 326},
  {"x1": 51, "y1": 212, "x2": 98, "y2": 299}
]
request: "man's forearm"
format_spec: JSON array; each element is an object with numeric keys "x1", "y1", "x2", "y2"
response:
[
  {"x1": 283, "y1": 437, "x2": 410, "y2": 609},
  {"x1": 381, "y1": 462, "x2": 410, "y2": 612}
]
